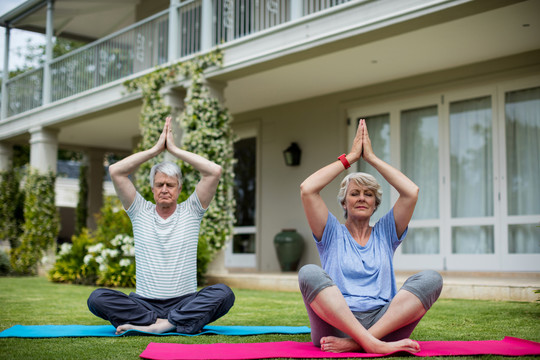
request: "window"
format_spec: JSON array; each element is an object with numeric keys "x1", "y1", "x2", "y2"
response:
[
  {"x1": 400, "y1": 105, "x2": 439, "y2": 254},
  {"x1": 232, "y1": 137, "x2": 256, "y2": 255},
  {"x1": 504, "y1": 86, "x2": 540, "y2": 254},
  {"x1": 401, "y1": 106, "x2": 439, "y2": 220},
  {"x1": 356, "y1": 114, "x2": 391, "y2": 224},
  {"x1": 348, "y1": 81, "x2": 540, "y2": 270},
  {"x1": 226, "y1": 132, "x2": 257, "y2": 269},
  {"x1": 450, "y1": 96, "x2": 493, "y2": 219}
]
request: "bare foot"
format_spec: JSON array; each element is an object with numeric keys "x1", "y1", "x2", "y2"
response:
[
  {"x1": 320, "y1": 337, "x2": 360, "y2": 353},
  {"x1": 115, "y1": 318, "x2": 175, "y2": 335},
  {"x1": 320, "y1": 336, "x2": 420, "y2": 354}
]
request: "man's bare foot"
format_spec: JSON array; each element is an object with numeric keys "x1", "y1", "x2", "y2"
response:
[
  {"x1": 115, "y1": 318, "x2": 175, "y2": 335},
  {"x1": 320, "y1": 336, "x2": 420, "y2": 354}
]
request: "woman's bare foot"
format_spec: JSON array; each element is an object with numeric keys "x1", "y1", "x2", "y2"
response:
[
  {"x1": 320, "y1": 336, "x2": 420, "y2": 354},
  {"x1": 115, "y1": 318, "x2": 175, "y2": 335},
  {"x1": 320, "y1": 337, "x2": 360, "y2": 353}
]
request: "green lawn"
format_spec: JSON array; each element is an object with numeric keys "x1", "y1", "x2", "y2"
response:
[{"x1": 0, "y1": 276, "x2": 538, "y2": 360}]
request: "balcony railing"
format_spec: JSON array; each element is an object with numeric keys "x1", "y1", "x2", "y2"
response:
[
  {"x1": 50, "y1": 11, "x2": 170, "y2": 104},
  {"x1": 1, "y1": 0, "x2": 353, "y2": 119},
  {"x1": 6, "y1": 67, "x2": 43, "y2": 117}
]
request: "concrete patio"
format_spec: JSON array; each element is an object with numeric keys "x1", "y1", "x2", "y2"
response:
[{"x1": 207, "y1": 271, "x2": 540, "y2": 302}]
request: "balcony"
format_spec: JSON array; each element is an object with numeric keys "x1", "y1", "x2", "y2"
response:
[{"x1": 1, "y1": 0, "x2": 355, "y2": 119}]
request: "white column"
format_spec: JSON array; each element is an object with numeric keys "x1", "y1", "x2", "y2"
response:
[
  {"x1": 29, "y1": 124, "x2": 58, "y2": 277},
  {"x1": 204, "y1": 79, "x2": 227, "y2": 104},
  {"x1": 1, "y1": 26, "x2": 10, "y2": 119},
  {"x1": 42, "y1": 0, "x2": 54, "y2": 105},
  {"x1": 29, "y1": 127, "x2": 58, "y2": 173},
  {"x1": 86, "y1": 150, "x2": 104, "y2": 230},
  {"x1": 0, "y1": 142, "x2": 13, "y2": 171},
  {"x1": 290, "y1": 0, "x2": 303, "y2": 20},
  {"x1": 200, "y1": 0, "x2": 213, "y2": 51},
  {"x1": 168, "y1": 0, "x2": 181, "y2": 62}
]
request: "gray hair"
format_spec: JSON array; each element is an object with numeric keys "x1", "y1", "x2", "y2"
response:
[
  {"x1": 337, "y1": 172, "x2": 382, "y2": 219},
  {"x1": 149, "y1": 161, "x2": 182, "y2": 188}
]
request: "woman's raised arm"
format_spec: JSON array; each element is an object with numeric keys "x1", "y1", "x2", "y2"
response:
[
  {"x1": 300, "y1": 120, "x2": 364, "y2": 240},
  {"x1": 360, "y1": 120, "x2": 419, "y2": 237}
]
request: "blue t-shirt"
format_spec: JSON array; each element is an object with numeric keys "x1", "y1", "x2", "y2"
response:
[{"x1": 315, "y1": 209, "x2": 406, "y2": 312}]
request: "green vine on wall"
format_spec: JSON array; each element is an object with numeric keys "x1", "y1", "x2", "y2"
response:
[
  {"x1": 0, "y1": 169, "x2": 24, "y2": 250},
  {"x1": 11, "y1": 169, "x2": 59, "y2": 275},
  {"x1": 123, "y1": 50, "x2": 236, "y2": 282}
]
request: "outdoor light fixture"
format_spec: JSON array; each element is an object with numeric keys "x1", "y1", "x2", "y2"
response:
[{"x1": 283, "y1": 142, "x2": 301, "y2": 166}]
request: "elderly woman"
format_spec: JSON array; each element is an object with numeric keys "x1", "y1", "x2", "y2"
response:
[{"x1": 298, "y1": 119, "x2": 442, "y2": 354}]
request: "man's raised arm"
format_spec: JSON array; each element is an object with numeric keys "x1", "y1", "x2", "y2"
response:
[
  {"x1": 109, "y1": 121, "x2": 167, "y2": 209},
  {"x1": 164, "y1": 116, "x2": 222, "y2": 209}
]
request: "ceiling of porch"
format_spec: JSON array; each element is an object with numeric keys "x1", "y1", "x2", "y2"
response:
[
  {"x1": 0, "y1": 0, "x2": 141, "y2": 42},
  {"x1": 220, "y1": 0, "x2": 540, "y2": 114}
]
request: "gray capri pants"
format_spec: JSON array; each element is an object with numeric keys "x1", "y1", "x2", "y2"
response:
[{"x1": 298, "y1": 264, "x2": 443, "y2": 345}]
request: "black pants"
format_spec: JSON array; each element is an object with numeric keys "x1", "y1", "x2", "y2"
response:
[{"x1": 87, "y1": 283, "x2": 235, "y2": 334}]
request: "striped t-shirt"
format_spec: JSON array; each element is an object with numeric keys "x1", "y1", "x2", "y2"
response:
[{"x1": 126, "y1": 191, "x2": 206, "y2": 299}]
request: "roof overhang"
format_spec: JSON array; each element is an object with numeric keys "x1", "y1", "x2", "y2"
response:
[{"x1": 0, "y1": 0, "x2": 141, "y2": 42}]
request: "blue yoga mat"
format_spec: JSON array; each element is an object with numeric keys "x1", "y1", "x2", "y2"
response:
[{"x1": 0, "y1": 324, "x2": 311, "y2": 338}]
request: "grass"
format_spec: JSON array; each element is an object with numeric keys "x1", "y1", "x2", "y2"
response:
[{"x1": 0, "y1": 276, "x2": 539, "y2": 360}]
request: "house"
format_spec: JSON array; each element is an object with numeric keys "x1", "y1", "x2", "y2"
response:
[{"x1": 0, "y1": 0, "x2": 539, "y2": 274}]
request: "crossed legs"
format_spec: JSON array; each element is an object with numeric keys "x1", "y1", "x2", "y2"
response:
[
  {"x1": 87, "y1": 283, "x2": 235, "y2": 335},
  {"x1": 298, "y1": 264, "x2": 443, "y2": 353}
]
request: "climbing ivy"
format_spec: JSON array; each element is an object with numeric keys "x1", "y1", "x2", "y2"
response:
[
  {"x1": 123, "y1": 50, "x2": 235, "y2": 282},
  {"x1": 0, "y1": 169, "x2": 24, "y2": 249},
  {"x1": 11, "y1": 168, "x2": 59, "y2": 275}
]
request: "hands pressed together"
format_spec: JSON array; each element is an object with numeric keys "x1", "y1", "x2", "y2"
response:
[
  {"x1": 349, "y1": 119, "x2": 375, "y2": 165},
  {"x1": 154, "y1": 116, "x2": 178, "y2": 155}
]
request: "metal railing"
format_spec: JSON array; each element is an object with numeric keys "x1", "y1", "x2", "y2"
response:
[
  {"x1": 2, "y1": 0, "x2": 354, "y2": 119},
  {"x1": 6, "y1": 67, "x2": 43, "y2": 117},
  {"x1": 303, "y1": 0, "x2": 353, "y2": 15},
  {"x1": 50, "y1": 11, "x2": 170, "y2": 102},
  {"x1": 213, "y1": 0, "x2": 290, "y2": 44}
]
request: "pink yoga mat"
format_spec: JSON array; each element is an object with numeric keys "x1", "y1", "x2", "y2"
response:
[{"x1": 140, "y1": 337, "x2": 540, "y2": 359}]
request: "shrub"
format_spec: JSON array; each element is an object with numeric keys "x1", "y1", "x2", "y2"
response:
[
  {"x1": 180, "y1": 70, "x2": 236, "y2": 283},
  {"x1": 123, "y1": 49, "x2": 235, "y2": 283},
  {"x1": 49, "y1": 196, "x2": 134, "y2": 286},
  {"x1": 0, "y1": 249, "x2": 12, "y2": 276},
  {"x1": 91, "y1": 234, "x2": 136, "y2": 288},
  {"x1": 48, "y1": 229, "x2": 98, "y2": 284},
  {"x1": 0, "y1": 168, "x2": 24, "y2": 249},
  {"x1": 11, "y1": 169, "x2": 59, "y2": 275}
]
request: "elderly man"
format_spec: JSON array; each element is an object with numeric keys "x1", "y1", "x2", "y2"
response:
[{"x1": 87, "y1": 116, "x2": 235, "y2": 335}]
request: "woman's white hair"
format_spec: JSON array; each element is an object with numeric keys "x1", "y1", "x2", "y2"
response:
[
  {"x1": 149, "y1": 161, "x2": 182, "y2": 188},
  {"x1": 337, "y1": 172, "x2": 382, "y2": 219}
]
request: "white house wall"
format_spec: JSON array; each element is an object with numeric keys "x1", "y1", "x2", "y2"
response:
[{"x1": 232, "y1": 52, "x2": 540, "y2": 273}]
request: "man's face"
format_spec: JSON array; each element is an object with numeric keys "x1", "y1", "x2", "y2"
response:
[{"x1": 152, "y1": 172, "x2": 181, "y2": 207}]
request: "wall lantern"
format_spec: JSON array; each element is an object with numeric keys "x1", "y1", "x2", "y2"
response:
[{"x1": 283, "y1": 142, "x2": 301, "y2": 166}]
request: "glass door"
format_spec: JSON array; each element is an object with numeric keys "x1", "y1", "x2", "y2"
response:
[
  {"x1": 500, "y1": 85, "x2": 540, "y2": 270},
  {"x1": 444, "y1": 94, "x2": 499, "y2": 270},
  {"x1": 347, "y1": 81, "x2": 540, "y2": 271},
  {"x1": 225, "y1": 132, "x2": 257, "y2": 268}
]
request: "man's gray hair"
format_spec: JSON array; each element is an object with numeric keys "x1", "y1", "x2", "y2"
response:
[
  {"x1": 149, "y1": 161, "x2": 183, "y2": 188},
  {"x1": 337, "y1": 172, "x2": 382, "y2": 219}
]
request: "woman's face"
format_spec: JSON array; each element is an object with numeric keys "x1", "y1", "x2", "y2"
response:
[{"x1": 343, "y1": 182, "x2": 376, "y2": 219}]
